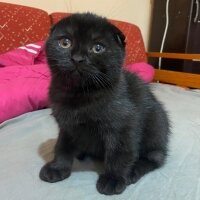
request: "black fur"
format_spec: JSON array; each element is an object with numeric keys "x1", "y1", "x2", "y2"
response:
[{"x1": 39, "y1": 13, "x2": 170, "y2": 195}]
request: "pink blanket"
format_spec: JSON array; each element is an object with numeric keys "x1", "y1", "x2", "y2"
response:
[
  {"x1": 0, "y1": 42, "x2": 50, "y2": 123},
  {"x1": 0, "y1": 42, "x2": 154, "y2": 123}
]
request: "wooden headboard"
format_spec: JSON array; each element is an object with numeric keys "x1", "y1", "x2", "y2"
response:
[{"x1": 147, "y1": 52, "x2": 200, "y2": 89}]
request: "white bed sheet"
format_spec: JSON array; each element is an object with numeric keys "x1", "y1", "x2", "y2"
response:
[{"x1": 0, "y1": 83, "x2": 200, "y2": 200}]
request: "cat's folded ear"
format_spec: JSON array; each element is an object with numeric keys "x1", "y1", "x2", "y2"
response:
[
  {"x1": 110, "y1": 25, "x2": 126, "y2": 48},
  {"x1": 49, "y1": 24, "x2": 57, "y2": 34}
]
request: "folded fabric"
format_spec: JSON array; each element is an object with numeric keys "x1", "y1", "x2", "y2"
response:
[
  {"x1": 0, "y1": 41, "x2": 46, "y2": 67},
  {"x1": 124, "y1": 62, "x2": 155, "y2": 83},
  {"x1": 0, "y1": 64, "x2": 50, "y2": 123},
  {"x1": 0, "y1": 41, "x2": 154, "y2": 123},
  {"x1": 0, "y1": 41, "x2": 50, "y2": 123}
]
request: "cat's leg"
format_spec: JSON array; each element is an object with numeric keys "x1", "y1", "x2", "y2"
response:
[
  {"x1": 128, "y1": 150, "x2": 166, "y2": 184},
  {"x1": 96, "y1": 132, "x2": 137, "y2": 195},
  {"x1": 39, "y1": 131, "x2": 75, "y2": 183},
  {"x1": 128, "y1": 109, "x2": 169, "y2": 184}
]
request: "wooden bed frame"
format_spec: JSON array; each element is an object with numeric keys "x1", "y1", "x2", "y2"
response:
[{"x1": 147, "y1": 52, "x2": 200, "y2": 89}]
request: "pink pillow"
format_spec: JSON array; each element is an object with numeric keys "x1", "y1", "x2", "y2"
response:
[
  {"x1": 124, "y1": 62, "x2": 155, "y2": 83},
  {"x1": 0, "y1": 41, "x2": 50, "y2": 123},
  {"x1": 0, "y1": 64, "x2": 50, "y2": 123}
]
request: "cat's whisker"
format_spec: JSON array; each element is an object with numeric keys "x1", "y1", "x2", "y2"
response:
[
  {"x1": 87, "y1": 73, "x2": 99, "y2": 88},
  {"x1": 96, "y1": 75, "x2": 108, "y2": 88},
  {"x1": 97, "y1": 73, "x2": 112, "y2": 88},
  {"x1": 86, "y1": 74, "x2": 98, "y2": 88},
  {"x1": 95, "y1": 75, "x2": 107, "y2": 88}
]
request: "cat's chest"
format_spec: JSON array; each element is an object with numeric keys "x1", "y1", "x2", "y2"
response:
[
  {"x1": 70, "y1": 122, "x2": 105, "y2": 156},
  {"x1": 53, "y1": 107, "x2": 105, "y2": 154},
  {"x1": 53, "y1": 103, "x2": 109, "y2": 126}
]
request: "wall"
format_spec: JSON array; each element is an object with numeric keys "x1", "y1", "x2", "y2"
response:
[{"x1": 1, "y1": 0, "x2": 153, "y2": 49}]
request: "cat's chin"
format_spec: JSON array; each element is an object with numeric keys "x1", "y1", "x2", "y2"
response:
[
  {"x1": 69, "y1": 69, "x2": 81, "y2": 78},
  {"x1": 56, "y1": 70, "x2": 82, "y2": 91}
]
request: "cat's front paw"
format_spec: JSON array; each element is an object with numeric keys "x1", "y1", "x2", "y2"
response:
[
  {"x1": 96, "y1": 174, "x2": 126, "y2": 195},
  {"x1": 39, "y1": 162, "x2": 71, "y2": 183}
]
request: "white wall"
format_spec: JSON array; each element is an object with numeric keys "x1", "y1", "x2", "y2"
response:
[{"x1": 1, "y1": 0, "x2": 153, "y2": 49}]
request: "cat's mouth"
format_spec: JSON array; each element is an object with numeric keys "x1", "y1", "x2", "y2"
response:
[
  {"x1": 66, "y1": 63, "x2": 95, "y2": 76},
  {"x1": 59, "y1": 63, "x2": 112, "y2": 91},
  {"x1": 64, "y1": 65, "x2": 90, "y2": 85}
]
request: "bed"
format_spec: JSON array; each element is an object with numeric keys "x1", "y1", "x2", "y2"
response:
[{"x1": 0, "y1": 3, "x2": 200, "y2": 200}]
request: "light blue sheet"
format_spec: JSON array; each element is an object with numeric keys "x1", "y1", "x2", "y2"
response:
[{"x1": 0, "y1": 83, "x2": 200, "y2": 200}]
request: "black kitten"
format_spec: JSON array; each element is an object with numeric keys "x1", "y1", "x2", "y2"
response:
[{"x1": 40, "y1": 13, "x2": 170, "y2": 195}]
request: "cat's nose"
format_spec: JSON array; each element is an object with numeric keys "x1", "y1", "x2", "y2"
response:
[{"x1": 71, "y1": 54, "x2": 85, "y2": 63}]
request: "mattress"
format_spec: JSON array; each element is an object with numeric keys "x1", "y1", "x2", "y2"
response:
[{"x1": 0, "y1": 83, "x2": 200, "y2": 200}]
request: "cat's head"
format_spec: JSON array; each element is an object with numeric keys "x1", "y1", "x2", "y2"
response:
[{"x1": 46, "y1": 13, "x2": 126, "y2": 90}]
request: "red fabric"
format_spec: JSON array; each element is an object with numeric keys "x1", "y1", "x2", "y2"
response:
[
  {"x1": 0, "y1": 3, "x2": 147, "y2": 64},
  {"x1": 50, "y1": 13, "x2": 147, "y2": 65},
  {"x1": 0, "y1": 3, "x2": 51, "y2": 54},
  {"x1": 50, "y1": 12, "x2": 71, "y2": 24}
]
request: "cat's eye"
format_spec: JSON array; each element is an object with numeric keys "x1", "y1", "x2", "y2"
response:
[
  {"x1": 59, "y1": 38, "x2": 72, "y2": 49},
  {"x1": 92, "y1": 44, "x2": 105, "y2": 54}
]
